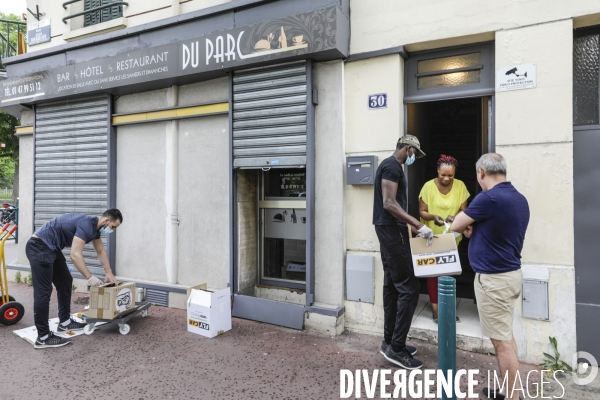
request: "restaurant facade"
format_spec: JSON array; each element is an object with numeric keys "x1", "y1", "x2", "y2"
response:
[{"x1": 3, "y1": 0, "x2": 600, "y2": 365}]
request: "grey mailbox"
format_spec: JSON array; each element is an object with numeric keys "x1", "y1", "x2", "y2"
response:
[
  {"x1": 346, "y1": 254, "x2": 374, "y2": 303},
  {"x1": 346, "y1": 155, "x2": 377, "y2": 185}
]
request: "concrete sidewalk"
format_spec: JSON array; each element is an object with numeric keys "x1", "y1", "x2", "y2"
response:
[{"x1": 0, "y1": 282, "x2": 597, "y2": 399}]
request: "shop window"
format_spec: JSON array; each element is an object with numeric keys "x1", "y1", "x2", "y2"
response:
[
  {"x1": 574, "y1": 29, "x2": 600, "y2": 126},
  {"x1": 84, "y1": 0, "x2": 123, "y2": 27},
  {"x1": 405, "y1": 43, "x2": 494, "y2": 103},
  {"x1": 417, "y1": 53, "x2": 481, "y2": 90},
  {"x1": 260, "y1": 168, "x2": 307, "y2": 284}
]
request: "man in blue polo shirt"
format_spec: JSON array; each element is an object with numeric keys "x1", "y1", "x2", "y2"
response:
[
  {"x1": 25, "y1": 209, "x2": 123, "y2": 349},
  {"x1": 452, "y1": 154, "x2": 529, "y2": 400}
]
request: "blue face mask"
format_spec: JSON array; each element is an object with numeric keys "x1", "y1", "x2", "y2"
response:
[
  {"x1": 405, "y1": 150, "x2": 416, "y2": 166},
  {"x1": 100, "y1": 225, "x2": 113, "y2": 235}
]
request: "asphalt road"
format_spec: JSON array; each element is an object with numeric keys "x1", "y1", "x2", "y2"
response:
[{"x1": 0, "y1": 281, "x2": 553, "y2": 399}]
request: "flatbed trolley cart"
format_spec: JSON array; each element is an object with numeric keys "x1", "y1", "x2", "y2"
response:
[
  {"x1": 0, "y1": 224, "x2": 22, "y2": 325},
  {"x1": 83, "y1": 301, "x2": 152, "y2": 335}
]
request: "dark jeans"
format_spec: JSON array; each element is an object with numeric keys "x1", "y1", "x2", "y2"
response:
[
  {"x1": 25, "y1": 237, "x2": 73, "y2": 338},
  {"x1": 375, "y1": 225, "x2": 420, "y2": 349}
]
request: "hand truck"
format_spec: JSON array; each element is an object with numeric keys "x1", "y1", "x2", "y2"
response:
[
  {"x1": 82, "y1": 301, "x2": 152, "y2": 335},
  {"x1": 0, "y1": 224, "x2": 22, "y2": 325}
]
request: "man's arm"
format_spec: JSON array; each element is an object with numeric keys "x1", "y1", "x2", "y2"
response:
[
  {"x1": 450, "y1": 211, "x2": 475, "y2": 236},
  {"x1": 445, "y1": 200, "x2": 468, "y2": 223},
  {"x1": 70, "y1": 237, "x2": 93, "y2": 279},
  {"x1": 92, "y1": 238, "x2": 118, "y2": 284},
  {"x1": 382, "y1": 179, "x2": 423, "y2": 230}
]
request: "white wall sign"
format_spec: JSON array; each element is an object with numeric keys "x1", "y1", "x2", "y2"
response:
[
  {"x1": 496, "y1": 64, "x2": 536, "y2": 92},
  {"x1": 27, "y1": 19, "x2": 51, "y2": 46}
]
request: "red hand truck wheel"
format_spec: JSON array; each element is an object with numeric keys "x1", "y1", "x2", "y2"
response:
[{"x1": 0, "y1": 301, "x2": 24, "y2": 325}]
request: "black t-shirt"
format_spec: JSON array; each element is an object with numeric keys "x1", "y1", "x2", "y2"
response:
[{"x1": 373, "y1": 156, "x2": 407, "y2": 226}]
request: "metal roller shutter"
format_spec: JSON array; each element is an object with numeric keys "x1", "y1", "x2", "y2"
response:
[
  {"x1": 34, "y1": 96, "x2": 110, "y2": 277},
  {"x1": 232, "y1": 62, "x2": 308, "y2": 168}
]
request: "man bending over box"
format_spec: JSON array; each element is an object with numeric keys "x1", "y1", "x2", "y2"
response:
[{"x1": 25, "y1": 209, "x2": 123, "y2": 349}]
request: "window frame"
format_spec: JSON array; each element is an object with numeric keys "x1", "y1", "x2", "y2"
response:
[
  {"x1": 573, "y1": 26, "x2": 600, "y2": 127},
  {"x1": 405, "y1": 42, "x2": 495, "y2": 103}
]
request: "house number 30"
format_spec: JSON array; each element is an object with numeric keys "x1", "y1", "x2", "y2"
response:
[{"x1": 368, "y1": 94, "x2": 387, "y2": 109}]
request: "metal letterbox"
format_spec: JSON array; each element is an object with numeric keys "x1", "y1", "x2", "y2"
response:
[
  {"x1": 346, "y1": 254, "x2": 374, "y2": 303},
  {"x1": 346, "y1": 155, "x2": 377, "y2": 185},
  {"x1": 522, "y1": 280, "x2": 549, "y2": 320}
]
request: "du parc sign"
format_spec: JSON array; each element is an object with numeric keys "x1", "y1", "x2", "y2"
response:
[{"x1": 0, "y1": 7, "x2": 344, "y2": 106}]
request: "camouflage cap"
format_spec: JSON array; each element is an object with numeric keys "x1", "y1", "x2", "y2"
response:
[{"x1": 397, "y1": 135, "x2": 426, "y2": 158}]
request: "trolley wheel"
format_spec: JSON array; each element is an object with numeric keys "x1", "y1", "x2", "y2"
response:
[
  {"x1": 119, "y1": 324, "x2": 130, "y2": 335},
  {"x1": 83, "y1": 324, "x2": 94, "y2": 335},
  {"x1": 0, "y1": 295, "x2": 16, "y2": 306},
  {"x1": 141, "y1": 309, "x2": 148, "y2": 318},
  {"x1": 0, "y1": 301, "x2": 24, "y2": 325}
]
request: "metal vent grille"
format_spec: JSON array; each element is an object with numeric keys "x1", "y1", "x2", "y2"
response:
[
  {"x1": 145, "y1": 288, "x2": 169, "y2": 307},
  {"x1": 232, "y1": 62, "x2": 308, "y2": 168},
  {"x1": 34, "y1": 96, "x2": 109, "y2": 276}
]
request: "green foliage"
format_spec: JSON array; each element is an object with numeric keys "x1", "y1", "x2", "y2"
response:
[
  {"x1": 0, "y1": 13, "x2": 26, "y2": 60},
  {"x1": 539, "y1": 336, "x2": 573, "y2": 377},
  {"x1": 0, "y1": 108, "x2": 19, "y2": 194},
  {"x1": 0, "y1": 110, "x2": 18, "y2": 160},
  {"x1": 72, "y1": 284, "x2": 77, "y2": 294},
  {"x1": 22, "y1": 272, "x2": 33, "y2": 286},
  {"x1": 14, "y1": 270, "x2": 20, "y2": 283}
]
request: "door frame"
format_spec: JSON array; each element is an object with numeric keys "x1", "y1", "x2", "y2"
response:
[{"x1": 228, "y1": 60, "x2": 316, "y2": 329}]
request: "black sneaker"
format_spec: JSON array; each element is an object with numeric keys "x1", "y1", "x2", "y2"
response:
[
  {"x1": 380, "y1": 340, "x2": 417, "y2": 356},
  {"x1": 57, "y1": 318, "x2": 87, "y2": 332},
  {"x1": 383, "y1": 346, "x2": 423, "y2": 369},
  {"x1": 34, "y1": 332, "x2": 71, "y2": 349}
]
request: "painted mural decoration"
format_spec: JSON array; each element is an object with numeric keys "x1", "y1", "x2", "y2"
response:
[{"x1": 244, "y1": 7, "x2": 337, "y2": 58}]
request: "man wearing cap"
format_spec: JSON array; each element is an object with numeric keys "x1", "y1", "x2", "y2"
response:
[{"x1": 373, "y1": 135, "x2": 433, "y2": 369}]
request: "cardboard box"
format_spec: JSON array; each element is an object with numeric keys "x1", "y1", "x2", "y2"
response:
[
  {"x1": 187, "y1": 284, "x2": 231, "y2": 338},
  {"x1": 87, "y1": 282, "x2": 139, "y2": 320},
  {"x1": 409, "y1": 231, "x2": 462, "y2": 278}
]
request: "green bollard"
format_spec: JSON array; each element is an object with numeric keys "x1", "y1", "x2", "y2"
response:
[{"x1": 438, "y1": 276, "x2": 457, "y2": 400}]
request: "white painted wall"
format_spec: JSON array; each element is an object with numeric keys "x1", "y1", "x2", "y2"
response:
[
  {"x1": 344, "y1": 55, "x2": 403, "y2": 256},
  {"x1": 114, "y1": 81, "x2": 229, "y2": 288},
  {"x1": 495, "y1": 19, "x2": 575, "y2": 364},
  {"x1": 314, "y1": 60, "x2": 346, "y2": 307},
  {"x1": 15, "y1": 111, "x2": 34, "y2": 267},
  {"x1": 350, "y1": 0, "x2": 600, "y2": 53},
  {"x1": 115, "y1": 121, "x2": 169, "y2": 282},
  {"x1": 25, "y1": 0, "x2": 232, "y2": 51},
  {"x1": 176, "y1": 114, "x2": 229, "y2": 288}
]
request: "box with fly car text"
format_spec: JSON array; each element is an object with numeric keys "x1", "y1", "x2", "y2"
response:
[
  {"x1": 409, "y1": 232, "x2": 462, "y2": 278},
  {"x1": 87, "y1": 282, "x2": 139, "y2": 320},
  {"x1": 186, "y1": 284, "x2": 232, "y2": 338}
]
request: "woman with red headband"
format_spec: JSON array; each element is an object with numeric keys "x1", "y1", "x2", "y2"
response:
[{"x1": 418, "y1": 154, "x2": 470, "y2": 323}]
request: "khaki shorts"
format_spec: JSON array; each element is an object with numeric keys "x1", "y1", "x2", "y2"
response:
[{"x1": 474, "y1": 269, "x2": 522, "y2": 341}]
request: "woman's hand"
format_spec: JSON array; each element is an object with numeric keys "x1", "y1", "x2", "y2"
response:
[
  {"x1": 433, "y1": 215, "x2": 445, "y2": 226},
  {"x1": 445, "y1": 215, "x2": 455, "y2": 223}
]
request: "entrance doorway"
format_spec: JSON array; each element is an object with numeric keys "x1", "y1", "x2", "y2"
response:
[{"x1": 407, "y1": 96, "x2": 491, "y2": 300}]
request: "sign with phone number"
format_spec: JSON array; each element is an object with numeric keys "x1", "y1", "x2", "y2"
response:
[{"x1": 368, "y1": 93, "x2": 387, "y2": 109}]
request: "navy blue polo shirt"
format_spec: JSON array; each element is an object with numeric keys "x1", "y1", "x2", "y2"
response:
[
  {"x1": 464, "y1": 182, "x2": 530, "y2": 274},
  {"x1": 35, "y1": 213, "x2": 101, "y2": 251}
]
